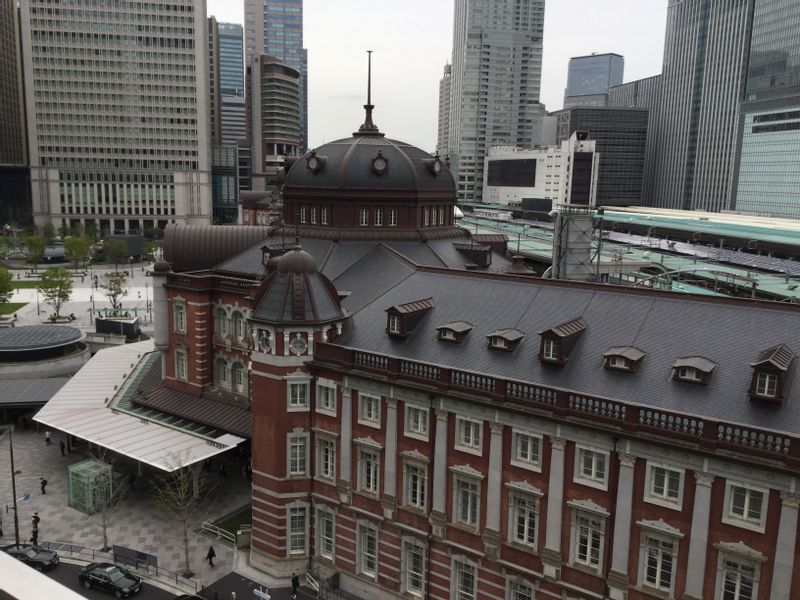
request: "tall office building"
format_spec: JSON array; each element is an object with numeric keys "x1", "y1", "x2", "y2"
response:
[
  {"x1": 219, "y1": 23, "x2": 245, "y2": 97},
  {"x1": 563, "y1": 53, "x2": 624, "y2": 108},
  {"x1": 650, "y1": 0, "x2": 752, "y2": 212},
  {"x1": 731, "y1": 0, "x2": 800, "y2": 218},
  {"x1": 245, "y1": 0, "x2": 308, "y2": 152},
  {"x1": 0, "y1": 0, "x2": 30, "y2": 224},
  {"x1": 20, "y1": 0, "x2": 212, "y2": 234},
  {"x1": 444, "y1": 0, "x2": 545, "y2": 203},
  {"x1": 209, "y1": 17, "x2": 222, "y2": 145},
  {"x1": 436, "y1": 64, "x2": 451, "y2": 157}
]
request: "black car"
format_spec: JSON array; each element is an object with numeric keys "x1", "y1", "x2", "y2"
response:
[
  {"x1": 1, "y1": 543, "x2": 60, "y2": 571},
  {"x1": 78, "y1": 562, "x2": 143, "y2": 598}
]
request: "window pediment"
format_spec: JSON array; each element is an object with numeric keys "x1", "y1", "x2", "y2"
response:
[
  {"x1": 567, "y1": 498, "x2": 609, "y2": 517},
  {"x1": 636, "y1": 518, "x2": 684, "y2": 538}
]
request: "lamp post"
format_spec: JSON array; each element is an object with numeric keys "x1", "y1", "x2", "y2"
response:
[
  {"x1": 129, "y1": 256, "x2": 133, "y2": 279},
  {"x1": 35, "y1": 287, "x2": 41, "y2": 315},
  {"x1": 1, "y1": 426, "x2": 21, "y2": 546}
]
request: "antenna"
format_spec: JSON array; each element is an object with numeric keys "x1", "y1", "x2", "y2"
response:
[
  {"x1": 367, "y1": 49, "x2": 372, "y2": 107},
  {"x1": 295, "y1": 210, "x2": 300, "y2": 247},
  {"x1": 355, "y1": 50, "x2": 383, "y2": 136}
]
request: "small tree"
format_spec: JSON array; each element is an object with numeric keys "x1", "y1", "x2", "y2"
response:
[
  {"x1": 85, "y1": 222, "x2": 98, "y2": 242},
  {"x1": 39, "y1": 267, "x2": 73, "y2": 318},
  {"x1": 41, "y1": 223, "x2": 56, "y2": 246},
  {"x1": 89, "y1": 450, "x2": 130, "y2": 552},
  {"x1": 25, "y1": 235, "x2": 46, "y2": 272},
  {"x1": 150, "y1": 454, "x2": 215, "y2": 577},
  {"x1": 101, "y1": 272, "x2": 127, "y2": 312},
  {"x1": 64, "y1": 236, "x2": 92, "y2": 272},
  {"x1": 103, "y1": 239, "x2": 128, "y2": 273},
  {"x1": 0, "y1": 267, "x2": 13, "y2": 304}
]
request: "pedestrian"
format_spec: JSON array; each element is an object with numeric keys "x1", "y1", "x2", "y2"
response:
[
  {"x1": 40, "y1": 478, "x2": 48, "y2": 494},
  {"x1": 31, "y1": 527, "x2": 38, "y2": 546},
  {"x1": 59, "y1": 440, "x2": 66, "y2": 456},
  {"x1": 291, "y1": 573, "x2": 300, "y2": 598},
  {"x1": 205, "y1": 545, "x2": 216, "y2": 567},
  {"x1": 32, "y1": 513, "x2": 40, "y2": 528},
  {"x1": 45, "y1": 430, "x2": 51, "y2": 445}
]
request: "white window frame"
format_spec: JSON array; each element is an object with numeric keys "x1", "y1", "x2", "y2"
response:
[
  {"x1": 358, "y1": 393, "x2": 381, "y2": 428},
  {"x1": 455, "y1": 417, "x2": 482, "y2": 455},
  {"x1": 287, "y1": 505, "x2": 307, "y2": 556},
  {"x1": 574, "y1": 445, "x2": 609, "y2": 490},
  {"x1": 389, "y1": 208, "x2": 398, "y2": 227},
  {"x1": 453, "y1": 476, "x2": 480, "y2": 528},
  {"x1": 644, "y1": 463, "x2": 684, "y2": 511},
  {"x1": 716, "y1": 554, "x2": 760, "y2": 600},
  {"x1": 317, "y1": 436, "x2": 336, "y2": 481},
  {"x1": 300, "y1": 206, "x2": 307, "y2": 223},
  {"x1": 608, "y1": 355, "x2": 629, "y2": 370},
  {"x1": 570, "y1": 510, "x2": 605, "y2": 573},
  {"x1": 402, "y1": 539, "x2": 425, "y2": 597},
  {"x1": 755, "y1": 372, "x2": 777, "y2": 398},
  {"x1": 542, "y1": 337, "x2": 558, "y2": 360},
  {"x1": 511, "y1": 430, "x2": 542, "y2": 472},
  {"x1": 722, "y1": 482, "x2": 768, "y2": 533},
  {"x1": 404, "y1": 461, "x2": 427, "y2": 510},
  {"x1": 316, "y1": 381, "x2": 337, "y2": 416},
  {"x1": 639, "y1": 532, "x2": 677, "y2": 595},
  {"x1": 287, "y1": 380, "x2": 310, "y2": 411},
  {"x1": 439, "y1": 206, "x2": 445, "y2": 225},
  {"x1": 231, "y1": 311, "x2": 245, "y2": 341},
  {"x1": 452, "y1": 559, "x2": 476, "y2": 600},
  {"x1": 405, "y1": 405, "x2": 429, "y2": 440},
  {"x1": 490, "y1": 336, "x2": 508, "y2": 349},
  {"x1": 388, "y1": 314, "x2": 402, "y2": 334},
  {"x1": 423, "y1": 207, "x2": 430, "y2": 226},
  {"x1": 508, "y1": 493, "x2": 538, "y2": 549},
  {"x1": 174, "y1": 346, "x2": 188, "y2": 381},
  {"x1": 310, "y1": 207, "x2": 317, "y2": 224},
  {"x1": 375, "y1": 208, "x2": 383, "y2": 226},
  {"x1": 357, "y1": 523, "x2": 378, "y2": 579},
  {"x1": 678, "y1": 366, "x2": 702, "y2": 382},
  {"x1": 359, "y1": 208, "x2": 369, "y2": 226},
  {"x1": 215, "y1": 357, "x2": 228, "y2": 388},
  {"x1": 317, "y1": 509, "x2": 335, "y2": 560},
  {"x1": 173, "y1": 301, "x2": 186, "y2": 333},
  {"x1": 359, "y1": 449, "x2": 380, "y2": 495},
  {"x1": 507, "y1": 580, "x2": 535, "y2": 600},
  {"x1": 215, "y1": 306, "x2": 227, "y2": 337},
  {"x1": 321, "y1": 207, "x2": 328, "y2": 224},
  {"x1": 287, "y1": 433, "x2": 308, "y2": 476},
  {"x1": 231, "y1": 362, "x2": 247, "y2": 395}
]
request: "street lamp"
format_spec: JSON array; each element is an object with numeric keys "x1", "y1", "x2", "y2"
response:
[
  {"x1": 1, "y1": 426, "x2": 21, "y2": 546},
  {"x1": 35, "y1": 287, "x2": 41, "y2": 315},
  {"x1": 129, "y1": 256, "x2": 133, "y2": 279}
]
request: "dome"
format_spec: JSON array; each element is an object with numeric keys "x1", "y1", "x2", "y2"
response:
[{"x1": 278, "y1": 246, "x2": 318, "y2": 274}]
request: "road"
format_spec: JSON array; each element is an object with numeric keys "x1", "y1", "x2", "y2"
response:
[{"x1": 44, "y1": 562, "x2": 178, "y2": 599}]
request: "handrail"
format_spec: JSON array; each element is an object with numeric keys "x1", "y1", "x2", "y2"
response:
[{"x1": 200, "y1": 521, "x2": 236, "y2": 544}]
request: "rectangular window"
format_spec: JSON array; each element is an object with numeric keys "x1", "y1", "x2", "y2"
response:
[
  {"x1": 317, "y1": 384, "x2": 336, "y2": 414},
  {"x1": 360, "y1": 208, "x2": 369, "y2": 226},
  {"x1": 511, "y1": 495, "x2": 537, "y2": 547},
  {"x1": 388, "y1": 314, "x2": 402, "y2": 334},
  {"x1": 423, "y1": 207, "x2": 430, "y2": 226},
  {"x1": 288, "y1": 382, "x2": 309, "y2": 409},
  {"x1": 300, "y1": 206, "x2": 307, "y2": 223},
  {"x1": 542, "y1": 338, "x2": 558, "y2": 360},
  {"x1": 456, "y1": 418, "x2": 482, "y2": 452},
  {"x1": 174, "y1": 302, "x2": 186, "y2": 333},
  {"x1": 321, "y1": 207, "x2": 328, "y2": 224},
  {"x1": 310, "y1": 207, "x2": 317, "y2": 224},
  {"x1": 722, "y1": 560, "x2": 755, "y2": 600},
  {"x1": 318, "y1": 438, "x2": 336, "y2": 480},
  {"x1": 728, "y1": 485, "x2": 764, "y2": 524},
  {"x1": 360, "y1": 450, "x2": 379, "y2": 494},
  {"x1": 358, "y1": 525, "x2": 377, "y2": 578},
  {"x1": 456, "y1": 478, "x2": 479, "y2": 527},
  {"x1": 404, "y1": 541, "x2": 424, "y2": 596},
  {"x1": 318, "y1": 510, "x2": 335, "y2": 559},
  {"x1": 509, "y1": 582, "x2": 534, "y2": 600},
  {"x1": 439, "y1": 207, "x2": 445, "y2": 225},
  {"x1": 175, "y1": 348, "x2": 187, "y2": 380},
  {"x1": 375, "y1": 208, "x2": 383, "y2": 226},
  {"x1": 678, "y1": 366, "x2": 702, "y2": 382},
  {"x1": 644, "y1": 535, "x2": 675, "y2": 592},
  {"x1": 359, "y1": 394, "x2": 380, "y2": 425},
  {"x1": 406, "y1": 406, "x2": 428, "y2": 438},
  {"x1": 288, "y1": 435, "x2": 307, "y2": 476},
  {"x1": 756, "y1": 372, "x2": 777, "y2": 397},
  {"x1": 454, "y1": 561, "x2": 476, "y2": 600},
  {"x1": 512, "y1": 431, "x2": 541, "y2": 468},
  {"x1": 405, "y1": 463, "x2": 427, "y2": 509},
  {"x1": 576, "y1": 447, "x2": 607, "y2": 487},
  {"x1": 288, "y1": 506, "x2": 306, "y2": 555},
  {"x1": 575, "y1": 514, "x2": 602, "y2": 568},
  {"x1": 649, "y1": 465, "x2": 682, "y2": 504},
  {"x1": 389, "y1": 208, "x2": 398, "y2": 226}
]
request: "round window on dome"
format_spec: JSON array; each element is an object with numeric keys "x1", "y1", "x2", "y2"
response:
[{"x1": 371, "y1": 152, "x2": 389, "y2": 176}]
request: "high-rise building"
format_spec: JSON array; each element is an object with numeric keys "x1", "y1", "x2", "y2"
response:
[
  {"x1": 20, "y1": 0, "x2": 212, "y2": 234},
  {"x1": 444, "y1": 0, "x2": 545, "y2": 203},
  {"x1": 731, "y1": 0, "x2": 800, "y2": 219},
  {"x1": 219, "y1": 23, "x2": 245, "y2": 97},
  {"x1": 0, "y1": 0, "x2": 30, "y2": 225},
  {"x1": 563, "y1": 53, "x2": 624, "y2": 109},
  {"x1": 554, "y1": 107, "x2": 648, "y2": 206},
  {"x1": 649, "y1": 0, "x2": 752, "y2": 212},
  {"x1": 609, "y1": 75, "x2": 662, "y2": 204},
  {"x1": 208, "y1": 17, "x2": 222, "y2": 146},
  {"x1": 436, "y1": 64, "x2": 451, "y2": 157},
  {"x1": 245, "y1": 0, "x2": 308, "y2": 152}
]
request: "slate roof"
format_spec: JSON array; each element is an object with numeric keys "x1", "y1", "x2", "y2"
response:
[
  {"x1": 751, "y1": 344, "x2": 796, "y2": 371},
  {"x1": 387, "y1": 298, "x2": 434, "y2": 315},
  {"x1": 673, "y1": 356, "x2": 717, "y2": 373},
  {"x1": 540, "y1": 317, "x2": 587, "y2": 339},
  {"x1": 0, "y1": 378, "x2": 69, "y2": 407},
  {"x1": 487, "y1": 328, "x2": 526, "y2": 342},
  {"x1": 334, "y1": 269, "x2": 800, "y2": 435},
  {"x1": 603, "y1": 347, "x2": 647, "y2": 362}
]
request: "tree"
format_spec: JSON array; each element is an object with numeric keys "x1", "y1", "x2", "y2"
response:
[
  {"x1": 89, "y1": 450, "x2": 130, "y2": 552},
  {"x1": 41, "y1": 223, "x2": 56, "y2": 246},
  {"x1": 103, "y1": 239, "x2": 128, "y2": 273},
  {"x1": 101, "y1": 272, "x2": 127, "y2": 312},
  {"x1": 85, "y1": 222, "x2": 98, "y2": 242},
  {"x1": 39, "y1": 267, "x2": 73, "y2": 318},
  {"x1": 25, "y1": 235, "x2": 46, "y2": 272},
  {"x1": 0, "y1": 267, "x2": 13, "y2": 304},
  {"x1": 64, "y1": 236, "x2": 91, "y2": 272},
  {"x1": 150, "y1": 454, "x2": 215, "y2": 577}
]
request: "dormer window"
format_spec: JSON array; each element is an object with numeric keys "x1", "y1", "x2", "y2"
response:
[
  {"x1": 672, "y1": 357, "x2": 716, "y2": 385},
  {"x1": 385, "y1": 298, "x2": 434, "y2": 339},
  {"x1": 749, "y1": 344, "x2": 795, "y2": 404},
  {"x1": 486, "y1": 329, "x2": 525, "y2": 353},
  {"x1": 436, "y1": 321, "x2": 474, "y2": 344},
  {"x1": 538, "y1": 318, "x2": 586, "y2": 366},
  {"x1": 603, "y1": 347, "x2": 646, "y2": 373}
]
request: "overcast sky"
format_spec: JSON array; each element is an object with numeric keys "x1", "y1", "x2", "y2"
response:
[{"x1": 207, "y1": 0, "x2": 668, "y2": 152}]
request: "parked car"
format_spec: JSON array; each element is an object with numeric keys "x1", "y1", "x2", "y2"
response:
[
  {"x1": 1, "y1": 544, "x2": 60, "y2": 571},
  {"x1": 78, "y1": 562, "x2": 142, "y2": 598}
]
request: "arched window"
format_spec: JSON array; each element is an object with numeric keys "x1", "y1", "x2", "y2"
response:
[
  {"x1": 232, "y1": 362, "x2": 246, "y2": 394},
  {"x1": 232, "y1": 311, "x2": 245, "y2": 341},
  {"x1": 216, "y1": 307, "x2": 228, "y2": 337},
  {"x1": 215, "y1": 357, "x2": 228, "y2": 388}
]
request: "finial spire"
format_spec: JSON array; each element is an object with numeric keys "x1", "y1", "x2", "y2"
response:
[{"x1": 356, "y1": 50, "x2": 384, "y2": 137}]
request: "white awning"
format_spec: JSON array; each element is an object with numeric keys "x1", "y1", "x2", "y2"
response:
[{"x1": 34, "y1": 341, "x2": 244, "y2": 471}]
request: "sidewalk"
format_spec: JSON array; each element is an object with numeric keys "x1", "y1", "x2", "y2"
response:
[{"x1": 0, "y1": 428, "x2": 251, "y2": 588}]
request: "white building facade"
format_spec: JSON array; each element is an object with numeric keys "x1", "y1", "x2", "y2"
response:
[{"x1": 21, "y1": 0, "x2": 212, "y2": 234}]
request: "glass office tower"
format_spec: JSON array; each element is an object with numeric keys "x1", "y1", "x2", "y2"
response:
[{"x1": 563, "y1": 53, "x2": 624, "y2": 108}]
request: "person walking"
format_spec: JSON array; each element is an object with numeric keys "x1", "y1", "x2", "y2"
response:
[
  {"x1": 31, "y1": 514, "x2": 40, "y2": 546},
  {"x1": 205, "y1": 545, "x2": 216, "y2": 567},
  {"x1": 291, "y1": 573, "x2": 300, "y2": 599},
  {"x1": 59, "y1": 440, "x2": 66, "y2": 456},
  {"x1": 45, "y1": 431, "x2": 51, "y2": 445},
  {"x1": 40, "y1": 478, "x2": 48, "y2": 494}
]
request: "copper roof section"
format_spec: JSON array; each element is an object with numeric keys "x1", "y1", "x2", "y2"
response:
[
  {"x1": 540, "y1": 317, "x2": 587, "y2": 339},
  {"x1": 163, "y1": 224, "x2": 271, "y2": 272},
  {"x1": 473, "y1": 234, "x2": 509, "y2": 244},
  {"x1": 603, "y1": 346, "x2": 647, "y2": 362},
  {"x1": 386, "y1": 297, "x2": 434, "y2": 315},
  {"x1": 751, "y1": 344, "x2": 796, "y2": 372},
  {"x1": 673, "y1": 356, "x2": 717, "y2": 374}
]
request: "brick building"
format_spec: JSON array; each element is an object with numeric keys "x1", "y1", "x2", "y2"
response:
[{"x1": 150, "y1": 107, "x2": 800, "y2": 600}]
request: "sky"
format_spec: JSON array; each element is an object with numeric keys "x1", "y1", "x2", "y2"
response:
[{"x1": 207, "y1": 0, "x2": 668, "y2": 152}]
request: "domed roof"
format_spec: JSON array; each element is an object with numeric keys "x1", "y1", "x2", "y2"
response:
[{"x1": 278, "y1": 246, "x2": 317, "y2": 274}]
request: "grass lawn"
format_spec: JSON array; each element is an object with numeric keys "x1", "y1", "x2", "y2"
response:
[
  {"x1": 14, "y1": 280, "x2": 42, "y2": 289},
  {"x1": 0, "y1": 302, "x2": 26, "y2": 314}
]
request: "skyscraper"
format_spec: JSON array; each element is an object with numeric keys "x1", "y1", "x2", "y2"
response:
[
  {"x1": 209, "y1": 17, "x2": 222, "y2": 145},
  {"x1": 219, "y1": 23, "x2": 245, "y2": 97},
  {"x1": 245, "y1": 0, "x2": 308, "y2": 152},
  {"x1": 20, "y1": 0, "x2": 212, "y2": 234},
  {"x1": 444, "y1": 0, "x2": 545, "y2": 203},
  {"x1": 436, "y1": 64, "x2": 451, "y2": 157},
  {"x1": 563, "y1": 53, "x2": 624, "y2": 108}
]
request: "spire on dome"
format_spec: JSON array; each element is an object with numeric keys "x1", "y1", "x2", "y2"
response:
[{"x1": 355, "y1": 50, "x2": 384, "y2": 137}]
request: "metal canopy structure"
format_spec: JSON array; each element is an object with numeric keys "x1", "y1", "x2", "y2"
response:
[{"x1": 34, "y1": 341, "x2": 244, "y2": 472}]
